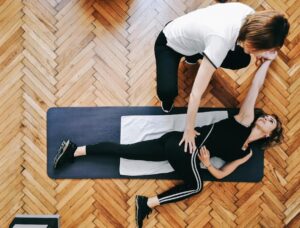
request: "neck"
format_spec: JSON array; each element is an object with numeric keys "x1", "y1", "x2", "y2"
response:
[{"x1": 246, "y1": 127, "x2": 265, "y2": 144}]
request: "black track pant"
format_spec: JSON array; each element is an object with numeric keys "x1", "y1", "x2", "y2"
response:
[
  {"x1": 155, "y1": 31, "x2": 251, "y2": 104},
  {"x1": 86, "y1": 131, "x2": 203, "y2": 205}
]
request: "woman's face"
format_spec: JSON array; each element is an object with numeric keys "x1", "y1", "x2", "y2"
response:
[
  {"x1": 242, "y1": 41, "x2": 276, "y2": 57},
  {"x1": 255, "y1": 115, "x2": 277, "y2": 136}
]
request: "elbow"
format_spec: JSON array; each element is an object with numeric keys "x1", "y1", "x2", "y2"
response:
[
  {"x1": 215, "y1": 171, "x2": 226, "y2": 179},
  {"x1": 215, "y1": 174, "x2": 224, "y2": 179}
]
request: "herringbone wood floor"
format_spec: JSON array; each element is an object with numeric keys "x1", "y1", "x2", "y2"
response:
[{"x1": 0, "y1": 0, "x2": 299, "y2": 227}]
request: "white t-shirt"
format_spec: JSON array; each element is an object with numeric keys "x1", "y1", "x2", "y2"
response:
[{"x1": 163, "y1": 3, "x2": 254, "y2": 68}]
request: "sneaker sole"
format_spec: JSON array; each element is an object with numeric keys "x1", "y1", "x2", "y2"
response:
[
  {"x1": 53, "y1": 140, "x2": 70, "y2": 169},
  {"x1": 155, "y1": 96, "x2": 174, "y2": 113},
  {"x1": 160, "y1": 101, "x2": 174, "y2": 113}
]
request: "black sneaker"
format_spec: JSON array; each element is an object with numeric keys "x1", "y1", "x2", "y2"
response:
[
  {"x1": 135, "y1": 195, "x2": 152, "y2": 228},
  {"x1": 161, "y1": 100, "x2": 174, "y2": 113},
  {"x1": 53, "y1": 140, "x2": 77, "y2": 169}
]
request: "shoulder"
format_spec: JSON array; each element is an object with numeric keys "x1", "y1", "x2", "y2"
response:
[
  {"x1": 226, "y1": 2, "x2": 255, "y2": 13},
  {"x1": 203, "y1": 35, "x2": 231, "y2": 68},
  {"x1": 234, "y1": 113, "x2": 254, "y2": 128}
]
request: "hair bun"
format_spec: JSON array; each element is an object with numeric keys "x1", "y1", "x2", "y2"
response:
[
  {"x1": 277, "y1": 16, "x2": 289, "y2": 33},
  {"x1": 273, "y1": 15, "x2": 289, "y2": 46}
]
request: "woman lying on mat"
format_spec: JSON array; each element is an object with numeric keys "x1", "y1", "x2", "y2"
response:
[{"x1": 53, "y1": 52, "x2": 283, "y2": 228}]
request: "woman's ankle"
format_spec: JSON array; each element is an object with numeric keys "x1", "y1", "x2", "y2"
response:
[{"x1": 147, "y1": 196, "x2": 160, "y2": 208}]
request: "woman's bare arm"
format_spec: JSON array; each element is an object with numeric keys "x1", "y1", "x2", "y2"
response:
[
  {"x1": 199, "y1": 146, "x2": 253, "y2": 179},
  {"x1": 179, "y1": 57, "x2": 216, "y2": 153},
  {"x1": 235, "y1": 51, "x2": 277, "y2": 126},
  {"x1": 211, "y1": 151, "x2": 252, "y2": 179}
]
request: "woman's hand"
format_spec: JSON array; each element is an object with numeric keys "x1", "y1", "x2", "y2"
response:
[
  {"x1": 198, "y1": 146, "x2": 211, "y2": 167},
  {"x1": 179, "y1": 129, "x2": 200, "y2": 153},
  {"x1": 259, "y1": 50, "x2": 278, "y2": 60},
  {"x1": 255, "y1": 50, "x2": 278, "y2": 65}
]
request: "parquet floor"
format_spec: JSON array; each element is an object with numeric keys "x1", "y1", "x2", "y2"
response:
[{"x1": 0, "y1": 0, "x2": 299, "y2": 227}]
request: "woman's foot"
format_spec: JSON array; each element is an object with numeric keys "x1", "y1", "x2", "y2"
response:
[
  {"x1": 135, "y1": 195, "x2": 152, "y2": 228},
  {"x1": 53, "y1": 140, "x2": 77, "y2": 169}
]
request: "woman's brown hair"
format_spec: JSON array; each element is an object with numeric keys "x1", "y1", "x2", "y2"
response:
[{"x1": 238, "y1": 10, "x2": 290, "y2": 50}]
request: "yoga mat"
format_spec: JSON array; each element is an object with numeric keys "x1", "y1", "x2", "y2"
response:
[{"x1": 47, "y1": 107, "x2": 264, "y2": 182}]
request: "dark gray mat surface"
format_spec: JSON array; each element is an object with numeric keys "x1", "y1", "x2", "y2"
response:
[{"x1": 47, "y1": 107, "x2": 263, "y2": 182}]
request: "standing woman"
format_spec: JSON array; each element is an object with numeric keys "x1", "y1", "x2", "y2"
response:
[{"x1": 155, "y1": 2, "x2": 289, "y2": 153}]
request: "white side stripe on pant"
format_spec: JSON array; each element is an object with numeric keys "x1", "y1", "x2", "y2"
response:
[
  {"x1": 158, "y1": 152, "x2": 200, "y2": 203},
  {"x1": 158, "y1": 124, "x2": 215, "y2": 204}
]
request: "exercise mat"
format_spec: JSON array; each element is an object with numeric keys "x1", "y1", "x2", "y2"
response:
[{"x1": 47, "y1": 107, "x2": 264, "y2": 182}]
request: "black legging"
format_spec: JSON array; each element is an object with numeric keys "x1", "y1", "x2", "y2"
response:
[
  {"x1": 86, "y1": 131, "x2": 203, "y2": 205},
  {"x1": 155, "y1": 31, "x2": 251, "y2": 104}
]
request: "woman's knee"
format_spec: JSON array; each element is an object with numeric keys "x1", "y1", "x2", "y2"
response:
[
  {"x1": 157, "y1": 86, "x2": 178, "y2": 101},
  {"x1": 185, "y1": 54, "x2": 203, "y2": 64},
  {"x1": 186, "y1": 181, "x2": 203, "y2": 195},
  {"x1": 185, "y1": 169, "x2": 204, "y2": 194},
  {"x1": 230, "y1": 54, "x2": 251, "y2": 69},
  {"x1": 154, "y1": 31, "x2": 167, "y2": 49},
  {"x1": 221, "y1": 47, "x2": 251, "y2": 70}
]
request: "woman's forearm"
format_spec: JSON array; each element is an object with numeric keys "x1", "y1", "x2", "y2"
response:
[
  {"x1": 185, "y1": 57, "x2": 215, "y2": 131},
  {"x1": 185, "y1": 93, "x2": 201, "y2": 130},
  {"x1": 206, "y1": 164, "x2": 224, "y2": 179},
  {"x1": 205, "y1": 157, "x2": 246, "y2": 179},
  {"x1": 252, "y1": 60, "x2": 272, "y2": 89}
]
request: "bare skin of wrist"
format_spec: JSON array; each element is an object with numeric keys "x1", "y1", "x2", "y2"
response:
[{"x1": 205, "y1": 163, "x2": 212, "y2": 168}]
